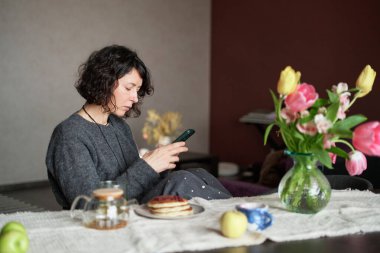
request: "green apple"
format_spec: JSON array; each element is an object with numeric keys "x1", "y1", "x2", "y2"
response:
[
  {"x1": 0, "y1": 221, "x2": 29, "y2": 253},
  {"x1": 0, "y1": 222, "x2": 27, "y2": 236},
  {"x1": 220, "y1": 210, "x2": 248, "y2": 238},
  {"x1": 0, "y1": 230, "x2": 29, "y2": 253}
]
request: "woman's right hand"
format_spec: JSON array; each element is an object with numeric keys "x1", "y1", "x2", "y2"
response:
[{"x1": 142, "y1": 142, "x2": 188, "y2": 173}]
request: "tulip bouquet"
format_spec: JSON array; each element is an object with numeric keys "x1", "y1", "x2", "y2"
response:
[
  {"x1": 265, "y1": 65, "x2": 378, "y2": 213},
  {"x1": 265, "y1": 65, "x2": 379, "y2": 175}
]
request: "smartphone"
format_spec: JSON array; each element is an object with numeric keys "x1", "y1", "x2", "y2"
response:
[{"x1": 172, "y1": 129, "x2": 195, "y2": 143}]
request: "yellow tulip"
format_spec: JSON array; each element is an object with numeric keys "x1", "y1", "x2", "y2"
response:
[
  {"x1": 277, "y1": 66, "x2": 301, "y2": 95},
  {"x1": 356, "y1": 65, "x2": 376, "y2": 97}
]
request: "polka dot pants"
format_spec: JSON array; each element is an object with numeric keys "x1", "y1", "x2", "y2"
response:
[{"x1": 140, "y1": 168, "x2": 232, "y2": 203}]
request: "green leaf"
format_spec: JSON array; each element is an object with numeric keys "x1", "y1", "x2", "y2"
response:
[
  {"x1": 326, "y1": 102, "x2": 340, "y2": 122},
  {"x1": 328, "y1": 127, "x2": 353, "y2": 139},
  {"x1": 277, "y1": 120, "x2": 289, "y2": 131},
  {"x1": 292, "y1": 130, "x2": 305, "y2": 141},
  {"x1": 327, "y1": 90, "x2": 339, "y2": 103},
  {"x1": 312, "y1": 148, "x2": 333, "y2": 169},
  {"x1": 348, "y1": 88, "x2": 360, "y2": 93},
  {"x1": 312, "y1": 98, "x2": 329, "y2": 108},
  {"x1": 309, "y1": 107, "x2": 319, "y2": 115},
  {"x1": 281, "y1": 127, "x2": 293, "y2": 141},
  {"x1": 280, "y1": 128, "x2": 296, "y2": 151},
  {"x1": 334, "y1": 115, "x2": 367, "y2": 129},
  {"x1": 299, "y1": 110, "x2": 317, "y2": 124},
  {"x1": 263, "y1": 123, "x2": 275, "y2": 146},
  {"x1": 327, "y1": 146, "x2": 349, "y2": 159},
  {"x1": 269, "y1": 90, "x2": 279, "y2": 113}
]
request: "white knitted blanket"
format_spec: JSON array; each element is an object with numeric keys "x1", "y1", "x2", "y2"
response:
[{"x1": 0, "y1": 190, "x2": 379, "y2": 253}]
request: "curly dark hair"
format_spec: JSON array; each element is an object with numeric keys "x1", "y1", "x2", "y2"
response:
[{"x1": 75, "y1": 45, "x2": 153, "y2": 117}]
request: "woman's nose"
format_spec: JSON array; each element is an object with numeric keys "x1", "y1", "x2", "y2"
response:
[{"x1": 131, "y1": 90, "x2": 138, "y2": 103}]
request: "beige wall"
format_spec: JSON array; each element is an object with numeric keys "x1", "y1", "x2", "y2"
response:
[{"x1": 0, "y1": 0, "x2": 211, "y2": 185}]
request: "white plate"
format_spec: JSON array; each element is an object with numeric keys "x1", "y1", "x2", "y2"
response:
[{"x1": 133, "y1": 203, "x2": 205, "y2": 220}]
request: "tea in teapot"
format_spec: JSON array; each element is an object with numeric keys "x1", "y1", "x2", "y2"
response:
[{"x1": 70, "y1": 187, "x2": 137, "y2": 230}]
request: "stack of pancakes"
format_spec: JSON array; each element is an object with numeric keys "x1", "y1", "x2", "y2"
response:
[{"x1": 147, "y1": 195, "x2": 193, "y2": 217}]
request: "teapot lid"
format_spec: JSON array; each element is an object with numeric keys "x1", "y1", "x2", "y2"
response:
[{"x1": 93, "y1": 188, "x2": 124, "y2": 199}]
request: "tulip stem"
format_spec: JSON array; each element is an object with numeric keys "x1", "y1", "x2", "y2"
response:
[
  {"x1": 277, "y1": 96, "x2": 285, "y2": 123},
  {"x1": 347, "y1": 93, "x2": 359, "y2": 110},
  {"x1": 334, "y1": 139, "x2": 355, "y2": 152}
]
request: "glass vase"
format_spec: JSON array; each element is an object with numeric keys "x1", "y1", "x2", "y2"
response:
[{"x1": 278, "y1": 150, "x2": 331, "y2": 214}]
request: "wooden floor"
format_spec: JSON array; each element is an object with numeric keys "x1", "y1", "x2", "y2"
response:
[{"x1": 1, "y1": 184, "x2": 62, "y2": 212}]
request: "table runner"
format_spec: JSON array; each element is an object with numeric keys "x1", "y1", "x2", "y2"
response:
[{"x1": 0, "y1": 190, "x2": 379, "y2": 253}]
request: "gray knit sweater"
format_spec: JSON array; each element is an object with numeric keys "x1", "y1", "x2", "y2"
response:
[{"x1": 46, "y1": 113, "x2": 160, "y2": 209}]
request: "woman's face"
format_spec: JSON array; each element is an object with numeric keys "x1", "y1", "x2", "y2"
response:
[{"x1": 110, "y1": 68, "x2": 142, "y2": 117}]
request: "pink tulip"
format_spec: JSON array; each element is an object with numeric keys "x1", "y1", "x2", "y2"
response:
[
  {"x1": 345, "y1": 151, "x2": 367, "y2": 176},
  {"x1": 323, "y1": 134, "x2": 334, "y2": 149},
  {"x1": 329, "y1": 152, "x2": 337, "y2": 164},
  {"x1": 296, "y1": 122, "x2": 317, "y2": 136},
  {"x1": 323, "y1": 137, "x2": 337, "y2": 164},
  {"x1": 285, "y1": 83, "x2": 319, "y2": 113},
  {"x1": 353, "y1": 121, "x2": 380, "y2": 156},
  {"x1": 280, "y1": 108, "x2": 298, "y2": 124}
]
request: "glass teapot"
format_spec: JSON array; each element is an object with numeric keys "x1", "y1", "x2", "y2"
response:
[{"x1": 70, "y1": 186, "x2": 137, "y2": 230}]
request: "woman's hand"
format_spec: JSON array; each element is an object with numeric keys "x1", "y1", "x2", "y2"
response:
[{"x1": 142, "y1": 142, "x2": 188, "y2": 173}]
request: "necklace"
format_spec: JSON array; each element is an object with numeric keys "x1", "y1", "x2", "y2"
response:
[{"x1": 82, "y1": 105, "x2": 127, "y2": 170}]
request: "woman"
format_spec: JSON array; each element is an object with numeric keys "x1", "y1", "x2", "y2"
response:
[{"x1": 46, "y1": 45, "x2": 231, "y2": 209}]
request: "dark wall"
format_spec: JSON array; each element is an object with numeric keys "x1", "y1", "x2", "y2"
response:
[{"x1": 210, "y1": 0, "x2": 380, "y2": 167}]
